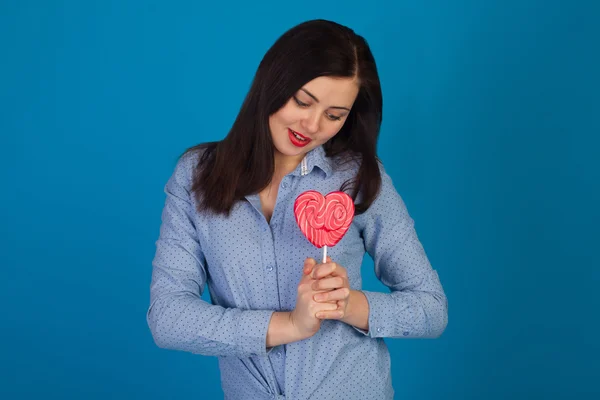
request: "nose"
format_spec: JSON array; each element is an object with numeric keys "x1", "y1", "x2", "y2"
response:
[{"x1": 301, "y1": 110, "x2": 320, "y2": 135}]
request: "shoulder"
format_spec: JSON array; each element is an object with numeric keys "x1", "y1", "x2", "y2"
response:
[
  {"x1": 327, "y1": 151, "x2": 363, "y2": 182},
  {"x1": 331, "y1": 152, "x2": 391, "y2": 195},
  {"x1": 168, "y1": 144, "x2": 213, "y2": 190},
  {"x1": 353, "y1": 161, "x2": 407, "y2": 223},
  {"x1": 370, "y1": 161, "x2": 403, "y2": 207}
]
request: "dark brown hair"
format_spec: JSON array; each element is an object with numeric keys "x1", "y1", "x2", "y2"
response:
[{"x1": 183, "y1": 19, "x2": 383, "y2": 216}]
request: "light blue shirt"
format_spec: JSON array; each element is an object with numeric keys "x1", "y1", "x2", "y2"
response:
[{"x1": 147, "y1": 145, "x2": 448, "y2": 399}]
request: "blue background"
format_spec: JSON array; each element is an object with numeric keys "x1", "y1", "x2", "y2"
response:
[{"x1": 2, "y1": 1, "x2": 598, "y2": 399}]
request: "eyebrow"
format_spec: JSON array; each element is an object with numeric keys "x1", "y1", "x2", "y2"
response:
[{"x1": 300, "y1": 88, "x2": 351, "y2": 112}]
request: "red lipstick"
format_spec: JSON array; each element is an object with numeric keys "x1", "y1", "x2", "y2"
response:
[{"x1": 288, "y1": 128, "x2": 311, "y2": 147}]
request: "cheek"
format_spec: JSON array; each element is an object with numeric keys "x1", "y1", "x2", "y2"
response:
[{"x1": 272, "y1": 104, "x2": 300, "y2": 127}]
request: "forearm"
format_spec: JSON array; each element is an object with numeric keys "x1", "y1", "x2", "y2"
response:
[
  {"x1": 362, "y1": 289, "x2": 448, "y2": 338},
  {"x1": 147, "y1": 293, "x2": 274, "y2": 357},
  {"x1": 340, "y1": 290, "x2": 370, "y2": 331},
  {"x1": 266, "y1": 311, "x2": 309, "y2": 347}
]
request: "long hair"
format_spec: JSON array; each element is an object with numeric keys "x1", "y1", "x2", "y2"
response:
[{"x1": 183, "y1": 19, "x2": 383, "y2": 216}]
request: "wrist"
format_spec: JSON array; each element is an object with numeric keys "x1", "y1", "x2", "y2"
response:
[
  {"x1": 266, "y1": 311, "x2": 313, "y2": 348},
  {"x1": 341, "y1": 290, "x2": 369, "y2": 331},
  {"x1": 288, "y1": 310, "x2": 318, "y2": 341},
  {"x1": 340, "y1": 290, "x2": 356, "y2": 324}
]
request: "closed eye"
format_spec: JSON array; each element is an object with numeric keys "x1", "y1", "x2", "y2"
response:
[
  {"x1": 294, "y1": 95, "x2": 343, "y2": 121},
  {"x1": 293, "y1": 96, "x2": 309, "y2": 108}
]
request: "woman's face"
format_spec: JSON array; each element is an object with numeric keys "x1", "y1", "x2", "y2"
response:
[{"x1": 269, "y1": 76, "x2": 359, "y2": 164}]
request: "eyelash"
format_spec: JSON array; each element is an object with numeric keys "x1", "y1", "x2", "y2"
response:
[
  {"x1": 293, "y1": 96, "x2": 342, "y2": 121},
  {"x1": 293, "y1": 96, "x2": 309, "y2": 108}
]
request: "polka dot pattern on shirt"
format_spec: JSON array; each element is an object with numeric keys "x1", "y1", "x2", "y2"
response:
[{"x1": 147, "y1": 145, "x2": 448, "y2": 399}]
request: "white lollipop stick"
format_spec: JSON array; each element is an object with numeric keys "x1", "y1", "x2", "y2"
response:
[{"x1": 322, "y1": 245, "x2": 328, "y2": 264}]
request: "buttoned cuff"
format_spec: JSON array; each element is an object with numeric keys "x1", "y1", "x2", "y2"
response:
[
  {"x1": 236, "y1": 310, "x2": 276, "y2": 357},
  {"x1": 354, "y1": 291, "x2": 413, "y2": 338}
]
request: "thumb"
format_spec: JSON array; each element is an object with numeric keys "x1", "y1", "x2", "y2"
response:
[{"x1": 303, "y1": 257, "x2": 317, "y2": 275}]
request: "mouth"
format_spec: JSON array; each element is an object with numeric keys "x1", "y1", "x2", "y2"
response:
[{"x1": 288, "y1": 128, "x2": 311, "y2": 147}]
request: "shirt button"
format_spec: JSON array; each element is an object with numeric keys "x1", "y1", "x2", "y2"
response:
[
  {"x1": 281, "y1": 181, "x2": 288, "y2": 189},
  {"x1": 376, "y1": 327, "x2": 382, "y2": 333},
  {"x1": 403, "y1": 331, "x2": 409, "y2": 336},
  {"x1": 266, "y1": 265, "x2": 273, "y2": 272}
]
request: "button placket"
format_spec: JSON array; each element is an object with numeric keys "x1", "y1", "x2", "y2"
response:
[{"x1": 261, "y1": 215, "x2": 279, "y2": 310}]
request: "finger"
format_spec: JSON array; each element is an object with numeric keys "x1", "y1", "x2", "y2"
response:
[
  {"x1": 315, "y1": 298, "x2": 338, "y2": 305},
  {"x1": 312, "y1": 276, "x2": 345, "y2": 291},
  {"x1": 313, "y1": 288, "x2": 350, "y2": 302},
  {"x1": 303, "y1": 258, "x2": 317, "y2": 275},
  {"x1": 311, "y1": 262, "x2": 336, "y2": 279},
  {"x1": 313, "y1": 302, "x2": 339, "y2": 314},
  {"x1": 315, "y1": 310, "x2": 344, "y2": 320},
  {"x1": 312, "y1": 262, "x2": 347, "y2": 279}
]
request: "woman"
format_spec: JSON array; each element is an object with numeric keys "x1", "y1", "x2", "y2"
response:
[{"x1": 147, "y1": 19, "x2": 447, "y2": 399}]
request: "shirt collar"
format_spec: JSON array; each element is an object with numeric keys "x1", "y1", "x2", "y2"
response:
[
  {"x1": 245, "y1": 146, "x2": 332, "y2": 213},
  {"x1": 289, "y1": 145, "x2": 333, "y2": 178}
]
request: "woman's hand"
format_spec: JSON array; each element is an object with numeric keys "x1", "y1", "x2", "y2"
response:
[
  {"x1": 305, "y1": 256, "x2": 351, "y2": 320},
  {"x1": 289, "y1": 258, "x2": 339, "y2": 339}
]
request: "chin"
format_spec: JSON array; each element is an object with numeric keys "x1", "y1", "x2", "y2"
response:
[{"x1": 275, "y1": 145, "x2": 305, "y2": 157}]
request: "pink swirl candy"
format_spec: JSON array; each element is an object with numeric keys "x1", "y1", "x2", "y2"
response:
[{"x1": 294, "y1": 190, "x2": 355, "y2": 248}]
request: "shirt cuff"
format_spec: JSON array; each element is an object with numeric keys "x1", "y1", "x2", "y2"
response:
[
  {"x1": 358, "y1": 290, "x2": 412, "y2": 339},
  {"x1": 236, "y1": 310, "x2": 275, "y2": 357}
]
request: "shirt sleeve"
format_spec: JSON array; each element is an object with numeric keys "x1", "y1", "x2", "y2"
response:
[
  {"x1": 353, "y1": 165, "x2": 448, "y2": 339},
  {"x1": 146, "y1": 153, "x2": 275, "y2": 358}
]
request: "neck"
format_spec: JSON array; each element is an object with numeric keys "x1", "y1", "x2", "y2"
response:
[{"x1": 273, "y1": 152, "x2": 305, "y2": 176}]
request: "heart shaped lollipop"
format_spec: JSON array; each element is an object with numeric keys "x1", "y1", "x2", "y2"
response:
[{"x1": 294, "y1": 190, "x2": 355, "y2": 262}]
